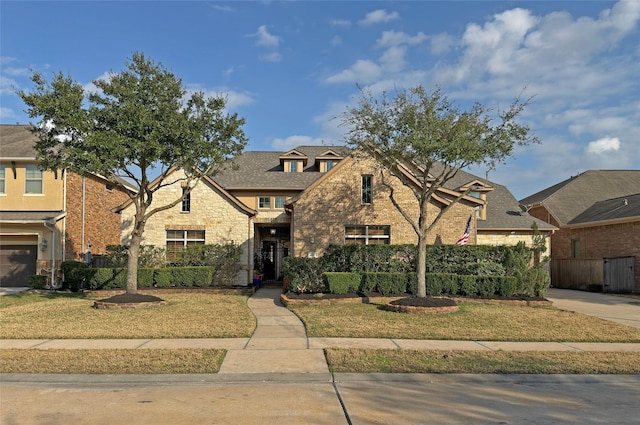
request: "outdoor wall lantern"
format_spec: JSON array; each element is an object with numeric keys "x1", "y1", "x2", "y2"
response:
[
  {"x1": 40, "y1": 239, "x2": 48, "y2": 251},
  {"x1": 270, "y1": 228, "x2": 277, "y2": 235}
]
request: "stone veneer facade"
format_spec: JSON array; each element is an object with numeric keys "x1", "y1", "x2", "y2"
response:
[
  {"x1": 119, "y1": 170, "x2": 254, "y2": 286},
  {"x1": 289, "y1": 156, "x2": 476, "y2": 257}
]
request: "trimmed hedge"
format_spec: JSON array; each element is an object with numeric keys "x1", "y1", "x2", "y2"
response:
[
  {"x1": 28, "y1": 274, "x2": 47, "y2": 289},
  {"x1": 85, "y1": 266, "x2": 216, "y2": 289},
  {"x1": 323, "y1": 272, "x2": 362, "y2": 294}
]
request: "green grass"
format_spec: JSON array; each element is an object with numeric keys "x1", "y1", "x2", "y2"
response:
[
  {"x1": 0, "y1": 349, "x2": 225, "y2": 374},
  {"x1": 289, "y1": 302, "x2": 640, "y2": 342},
  {"x1": 0, "y1": 293, "x2": 255, "y2": 339},
  {"x1": 325, "y1": 349, "x2": 640, "y2": 374}
]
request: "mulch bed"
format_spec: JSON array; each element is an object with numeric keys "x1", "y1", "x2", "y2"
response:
[
  {"x1": 281, "y1": 291, "x2": 552, "y2": 308},
  {"x1": 93, "y1": 293, "x2": 167, "y2": 309}
]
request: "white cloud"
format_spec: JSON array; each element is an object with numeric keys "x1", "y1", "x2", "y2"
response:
[
  {"x1": 325, "y1": 59, "x2": 382, "y2": 84},
  {"x1": 429, "y1": 33, "x2": 456, "y2": 55},
  {"x1": 0, "y1": 107, "x2": 18, "y2": 120},
  {"x1": 379, "y1": 46, "x2": 407, "y2": 73},
  {"x1": 254, "y1": 25, "x2": 280, "y2": 48},
  {"x1": 331, "y1": 36, "x2": 342, "y2": 46},
  {"x1": 186, "y1": 85, "x2": 255, "y2": 110},
  {"x1": 330, "y1": 19, "x2": 351, "y2": 28},
  {"x1": 83, "y1": 71, "x2": 112, "y2": 95},
  {"x1": 3, "y1": 67, "x2": 30, "y2": 77},
  {"x1": 376, "y1": 31, "x2": 427, "y2": 48},
  {"x1": 586, "y1": 137, "x2": 621, "y2": 154},
  {"x1": 359, "y1": 9, "x2": 399, "y2": 26},
  {"x1": 211, "y1": 4, "x2": 233, "y2": 13},
  {"x1": 271, "y1": 135, "x2": 325, "y2": 150},
  {"x1": 0, "y1": 75, "x2": 19, "y2": 95},
  {"x1": 0, "y1": 56, "x2": 17, "y2": 66}
]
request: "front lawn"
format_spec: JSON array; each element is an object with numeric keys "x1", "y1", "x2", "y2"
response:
[
  {"x1": 288, "y1": 302, "x2": 640, "y2": 342},
  {"x1": 0, "y1": 293, "x2": 255, "y2": 339}
]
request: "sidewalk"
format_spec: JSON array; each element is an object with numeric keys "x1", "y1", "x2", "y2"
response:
[{"x1": 2, "y1": 287, "x2": 639, "y2": 358}]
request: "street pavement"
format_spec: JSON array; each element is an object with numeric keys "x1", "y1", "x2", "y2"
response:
[{"x1": 1, "y1": 286, "x2": 639, "y2": 424}]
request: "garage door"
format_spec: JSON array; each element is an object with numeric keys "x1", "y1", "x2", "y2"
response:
[{"x1": 0, "y1": 245, "x2": 37, "y2": 287}]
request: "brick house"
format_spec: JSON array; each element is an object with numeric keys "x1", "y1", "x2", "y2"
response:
[
  {"x1": 520, "y1": 171, "x2": 640, "y2": 293},
  {"x1": 0, "y1": 124, "x2": 133, "y2": 287},
  {"x1": 212, "y1": 147, "x2": 553, "y2": 282}
]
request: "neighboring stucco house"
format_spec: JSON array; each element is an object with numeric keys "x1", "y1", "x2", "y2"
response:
[
  {"x1": 520, "y1": 170, "x2": 640, "y2": 293},
  {"x1": 0, "y1": 124, "x2": 132, "y2": 287},
  {"x1": 116, "y1": 168, "x2": 257, "y2": 286}
]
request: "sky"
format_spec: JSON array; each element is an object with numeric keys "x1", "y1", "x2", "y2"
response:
[{"x1": 1, "y1": 1, "x2": 639, "y2": 199}]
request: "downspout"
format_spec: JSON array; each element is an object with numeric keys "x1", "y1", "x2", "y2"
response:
[
  {"x1": 44, "y1": 221, "x2": 56, "y2": 288},
  {"x1": 81, "y1": 176, "x2": 86, "y2": 258}
]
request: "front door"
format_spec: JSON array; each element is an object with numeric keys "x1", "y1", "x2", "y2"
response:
[{"x1": 261, "y1": 241, "x2": 278, "y2": 280}]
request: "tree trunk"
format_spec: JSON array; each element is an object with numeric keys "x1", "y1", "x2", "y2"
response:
[
  {"x1": 126, "y1": 213, "x2": 146, "y2": 295},
  {"x1": 126, "y1": 232, "x2": 141, "y2": 295},
  {"x1": 416, "y1": 234, "x2": 427, "y2": 297}
]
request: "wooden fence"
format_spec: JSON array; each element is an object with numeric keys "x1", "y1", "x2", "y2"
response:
[{"x1": 550, "y1": 259, "x2": 603, "y2": 291}]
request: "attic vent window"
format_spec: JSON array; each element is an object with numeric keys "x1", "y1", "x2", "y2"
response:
[{"x1": 105, "y1": 184, "x2": 114, "y2": 191}]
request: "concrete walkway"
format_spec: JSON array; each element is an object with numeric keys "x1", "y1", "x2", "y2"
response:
[{"x1": 218, "y1": 287, "x2": 329, "y2": 374}]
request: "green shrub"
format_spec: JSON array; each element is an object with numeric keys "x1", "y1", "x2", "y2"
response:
[
  {"x1": 406, "y1": 272, "x2": 418, "y2": 295},
  {"x1": 375, "y1": 272, "x2": 408, "y2": 295},
  {"x1": 283, "y1": 257, "x2": 325, "y2": 293},
  {"x1": 106, "y1": 245, "x2": 166, "y2": 268},
  {"x1": 459, "y1": 275, "x2": 478, "y2": 296},
  {"x1": 86, "y1": 268, "x2": 115, "y2": 290},
  {"x1": 323, "y1": 272, "x2": 361, "y2": 294},
  {"x1": 112, "y1": 268, "x2": 128, "y2": 289},
  {"x1": 28, "y1": 274, "x2": 47, "y2": 289},
  {"x1": 61, "y1": 261, "x2": 89, "y2": 291},
  {"x1": 137, "y1": 268, "x2": 155, "y2": 288},
  {"x1": 359, "y1": 272, "x2": 377, "y2": 293},
  {"x1": 192, "y1": 267, "x2": 215, "y2": 287},
  {"x1": 154, "y1": 268, "x2": 173, "y2": 288},
  {"x1": 497, "y1": 276, "x2": 518, "y2": 297},
  {"x1": 426, "y1": 273, "x2": 444, "y2": 295}
]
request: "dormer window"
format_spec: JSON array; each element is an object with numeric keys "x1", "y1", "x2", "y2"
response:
[
  {"x1": 315, "y1": 150, "x2": 344, "y2": 172},
  {"x1": 280, "y1": 149, "x2": 308, "y2": 173}
]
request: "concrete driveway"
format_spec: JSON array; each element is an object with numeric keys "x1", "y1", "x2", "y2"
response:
[{"x1": 546, "y1": 288, "x2": 640, "y2": 328}]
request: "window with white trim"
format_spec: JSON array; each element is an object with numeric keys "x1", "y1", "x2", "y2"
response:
[
  {"x1": 259, "y1": 196, "x2": 271, "y2": 209},
  {"x1": 345, "y1": 225, "x2": 390, "y2": 245},
  {"x1": 361, "y1": 175, "x2": 372, "y2": 205},
  {"x1": 166, "y1": 229, "x2": 205, "y2": 261},
  {"x1": 25, "y1": 164, "x2": 43, "y2": 194},
  {"x1": 182, "y1": 188, "x2": 191, "y2": 212}
]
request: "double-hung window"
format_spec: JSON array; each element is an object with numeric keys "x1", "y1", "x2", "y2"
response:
[
  {"x1": 345, "y1": 225, "x2": 390, "y2": 245},
  {"x1": 25, "y1": 164, "x2": 43, "y2": 194},
  {"x1": 361, "y1": 175, "x2": 372, "y2": 205},
  {"x1": 166, "y1": 229, "x2": 205, "y2": 261},
  {"x1": 259, "y1": 196, "x2": 271, "y2": 209}
]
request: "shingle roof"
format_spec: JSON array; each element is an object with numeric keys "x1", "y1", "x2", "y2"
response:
[
  {"x1": 519, "y1": 170, "x2": 640, "y2": 225},
  {"x1": 433, "y1": 166, "x2": 555, "y2": 231},
  {"x1": 0, "y1": 211, "x2": 66, "y2": 222},
  {"x1": 0, "y1": 124, "x2": 39, "y2": 159},
  {"x1": 212, "y1": 146, "x2": 351, "y2": 190},
  {"x1": 569, "y1": 193, "x2": 640, "y2": 225}
]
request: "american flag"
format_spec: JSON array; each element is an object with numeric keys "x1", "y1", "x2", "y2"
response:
[{"x1": 455, "y1": 215, "x2": 472, "y2": 246}]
